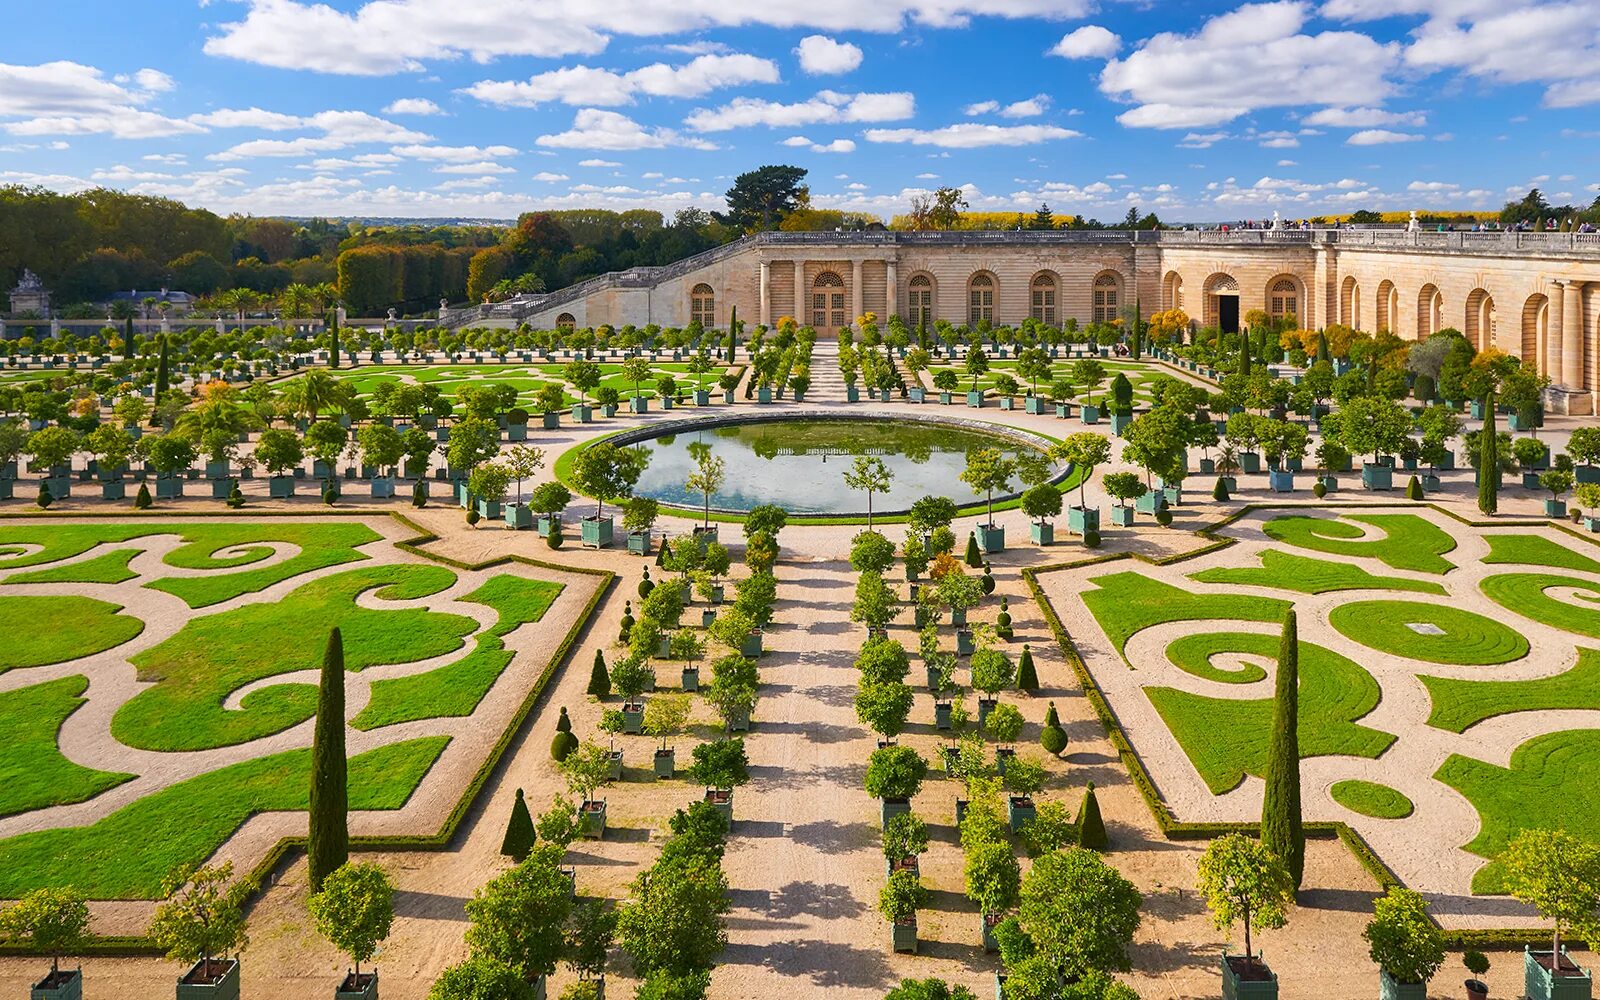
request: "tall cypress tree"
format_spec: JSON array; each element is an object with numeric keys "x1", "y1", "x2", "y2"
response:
[
  {"x1": 151, "y1": 334, "x2": 170, "y2": 424},
  {"x1": 1261, "y1": 609, "x2": 1305, "y2": 889},
  {"x1": 727, "y1": 305, "x2": 738, "y2": 362},
  {"x1": 329, "y1": 309, "x2": 341, "y2": 370},
  {"x1": 1478, "y1": 389, "x2": 1499, "y2": 515},
  {"x1": 1238, "y1": 329, "x2": 1251, "y2": 378},
  {"x1": 308, "y1": 628, "x2": 349, "y2": 891},
  {"x1": 1316, "y1": 331, "x2": 1331, "y2": 364}
]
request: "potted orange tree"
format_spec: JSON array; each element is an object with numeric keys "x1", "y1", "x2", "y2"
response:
[
  {"x1": 0, "y1": 887, "x2": 90, "y2": 999},
  {"x1": 1197, "y1": 834, "x2": 1294, "y2": 1000},
  {"x1": 150, "y1": 862, "x2": 249, "y2": 999}
]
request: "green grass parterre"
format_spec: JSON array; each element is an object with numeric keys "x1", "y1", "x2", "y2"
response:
[
  {"x1": 1189, "y1": 550, "x2": 1447, "y2": 596},
  {"x1": 1328, "y1": 600, "x2": 1530, "y2": 665},
  {"x1": 1261, "y1": 513, "x2": 1458, "y2": 574},
  {"x1": 1329, "y1": 780, "x2": 1415, "y2": 820},
  {"x1": 0, "y1": 596, "x2": 144, "y2": 672},
  {"x1": 1421, "y1": 648, "x2": 1600, "y2": 733},
  {"x1": 1082, "y1": 571, "x2": 1290, "y2": 661},
  {"x1": 0, "y1": 676, "x2": 133, "y2": 818},
  {"x1": 1480, "y1": 573, "x2": 1600, "y2": 639}
]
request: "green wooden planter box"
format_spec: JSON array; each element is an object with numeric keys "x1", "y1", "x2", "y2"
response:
[
  {"x1": 607, "y1": 749, "x2": 623, "y2": 781},
  {"x1": 505, "y1": 504, "x2": 533, "y2": 529},
  {"x1": 957, "y1": 629, "x2": 975, "y2": 656},
  {"x1": 1134, "y1": 491, "x2": 1167, "y2": 515},
  {"x1": 1006, "y1": 795, "x2": 1036, "y2": 832},
  {"x1": 967, "y1": 390, "x2": 985, "y2": 408},
  {"x1": 30, "y1": 968, "x2": 82, "y2": 1000},
  {"x1": 725, "y1": 706, "x2": 750, "y2": 732},
  {"x1": 975, "y1": 522, "x2": 1005, "y2": 553},
  {"x1": 477, "y1": 499, "x2": 501, "y2": 520},
  {"x1": 102, "y1": 481, "x2": 126, "y2": 500},
  {"x1": 881, "y1": 797, "x2": 912, "y2": 828},
  {"x1": 176, "y1": 959, "x2": 240, "y2": 1000},
  {"x1": 1030, "y1": 521, "x2": 1054, "y2": 545},
  {"x1": 572, "y1": 404, "x2": 593, "y2": 423},
  {"x1": 694, "y1": 390, "x2": 711, "y2": 406},
  {"x1": 579, "y1": 800, "x2": 607, "y2": 839},
  {"x1": 738, "y1": 631, "x2": 763, "y2": 657},
  {"x1": 680, "y1": 667, "x2": 699, "y2": 691},
  {"x1": 582, "y1": 516, "x2": 615, "y2": 549},
  {"x1": 890, "y1": 919, "x2": 918, "y2": 954},
  {"x1": 1110, "y1": 411, "x2": 1133, "y2": 435},
  {"x1": 1378, "y1": 971, "x2": 1425, "y2": 1000},
  {"x1": 1362, "y1": 463, "x2": 1394, "y2": 490},
  {"x1": 1024, "y1": 396, "x2": 1044, "y2": 414},
  {"x1": 630, "y1": 396, "x2": 649, "y2": 414},
  {"x1": 335, "y1": 971, "x2": 379, "y2": 1000},
  {"x1": 1526, "y1": 947, "x2": 1593, "y2": 1000},
  {"x1": 155, "y1": 476, "x2": 183, "y2": 499},
  {"x1": 1268, "y1": 470, "x2": 1294, "y2": 493},
  {"x1": 1548, "y1": 499, "x2": 1568, "y2": 517},
  {"x1": 622, "y1": 701, "x2": 645, "y2": 734},
  {"x1": 1239, "y1": 452, "x2": 1262, "y2": 474},
  {"x1": 1220, "y1": 954, "x2": 1277, "y2": 1000},
  {"x1": 704, "y1": 788, "x2": 732, "y2": 823},
  {"x1": 627, "y1": 530, "x2": 650, "y2": 554},
  {"x1": 1081, "y1": 404, "x2": 1100, "y2": 424},
  {"x1": 269, "y1": 476, "x2": 295, "y2": 498},
  {"x1": 1067, "y1": 506, "x2": 1099, "y2": 535},
  {"x1": 935, "y1": 701, "x2": 953, "y2": 729},
  {"x1": 757, "y1": 387, "x2": 773, "y2": 404}
]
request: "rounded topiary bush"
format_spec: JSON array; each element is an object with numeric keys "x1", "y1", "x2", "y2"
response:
[
  {"x1": 981, "y1": 563, "x2": 996, "y2": 595},
  {"x1": 1155, "y1": 509, "x2": 1173, "y2": 527},
  {"x1": 639, "y1": 567, "x2": 655, "y2": 599},
  {"x1": 1313, "y1": 481, "x2": 1328, "y2": 499},
  {"x1": 617, "y1": 602, "x2": 634, "y2": 644},
  {"x1": 466, "y1": 506, "x2": 481, "y2": 527},
  {"x1": 1040, "y1": 700, "x2": 1068, "y2": 756},
  {"x1": 547, "y1": 525, "x2": 564, "y2": 549},
  {"x1": 36, "y1": 482, "x2": 52, "y2": 509},
  {"x1": 551, "y1": 729, "x2": 578, "y2": 761},
  {"x1": 1083, "y1": 529, "x2": 1101, "y2": 549}
]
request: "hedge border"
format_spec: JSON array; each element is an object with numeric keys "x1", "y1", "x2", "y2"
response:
[
  {"x1": 0, "y1": 510, "x2": 614, "y2": 956},
  {"x1": 1020, "y1": 500, "x2": 1560, "y2": 949}
]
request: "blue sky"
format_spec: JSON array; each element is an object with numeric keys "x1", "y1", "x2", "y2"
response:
[{"x1": 1, "y1": 0, "x2": 1595, "y2": 222}]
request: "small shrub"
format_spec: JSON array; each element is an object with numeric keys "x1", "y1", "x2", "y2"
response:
[
  {"x1": 134, "y1": 482, "x2": 152, "y2": 509},
  {"x1": 1083, "y1": 529, "x2": 1101, "y2": 549},
  {"x1": 1313, "y1": 481, "x2": 1327, "y2": 499},
  {"x1": 1155, "y1": 509, "x2": 1173, "y2": 527}
]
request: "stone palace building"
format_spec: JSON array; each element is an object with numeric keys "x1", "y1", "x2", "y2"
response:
[{"x1": 443, "y1": 228, "x2": 1600, "y2": 414}]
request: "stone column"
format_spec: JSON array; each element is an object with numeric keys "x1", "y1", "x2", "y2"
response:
[
  {"x1": 851, "y1": 258, "x2": 863, "y2": 326},
  {"x1": 1548, "y1": 281, "x2": 1566, "y2": 381},
  {"x1": 759, "y1": 259, "x2": 771, "y2": 328},
  {"x1": 885, "y1": 260, "x2": 898, "y2": 321},
  {"x1": 1564, "y1": 280, "x2": 1586, "y2": 388}
]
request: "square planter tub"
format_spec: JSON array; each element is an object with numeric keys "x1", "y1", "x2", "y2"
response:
[
  {"x1": 1220, "y1": 954, "x2": 1277, "y2": 1000},
  {"x1": 1030, "y1": 521, "x2": 1054, "y2": 545},
  {"x1": 975, "y1": 523, "x2": 1005, "y2": 554},
  {"x1": 1068, "y1": 506, "x2": 1100, "y2": 535},
  {"x1": 654, "y1": 748, "x2": 675, "y2": 779},
  {"x1": 582, "y1": 516, "x2": 615, "y2": 549},
  {"x1": 30, "y1": 968, "x2": 82, "y2": 1000},
  {"x1": 176, "y1": 959, "x2": 240, "y2": 1000},
  {"x1": 1525, "y1": 947, "x2": 1592, "y2": 1000},
  {"x1": 335, "y1": 971, "x2": 378, "y2": 1000}
]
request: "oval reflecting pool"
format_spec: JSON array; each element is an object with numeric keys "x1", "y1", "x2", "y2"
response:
[{"x1": 626, "y1": 416, "x2": 1061, "y2": 515}]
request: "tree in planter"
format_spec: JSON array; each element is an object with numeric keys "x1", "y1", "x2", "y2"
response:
[
  {"x1": 865, "y1": 744, "x2": 929, "y2": 802},
  {"x1": 401, "y1": 426, "x2": 435, "y2": 478},
  {"x1": 670, "y1": 629, "x2": 706, "y2": 673},
  {"x1": 1102, "y1": 470, "x2": 1145, "y2": 513},
  {"x1": 733, "y1": 571, "x2": 778, "y2": 630},
  {"x1": 684, "y1": 444, "x2": 726, "y2": 529},
  {"x1": 564, "y1": 899, "x2": 616, "y2": 985},
  {"x1": 1002, "y1": 753, "x2": 1046, "y2": 800},
  {"x1": 1058, "y1": 432, "x2": 1111, "y2": 511},
  {"x1": 467, "y1": 462, "x2": 512, "y2": 513},
  {"x1": 884, "y1": 813, "x2": 931, "y2": 865},
  {"x1": 643, "y1": 692, "x2": 692, "y2": 757},
  {"x1": 856, "y1": 680, "x2": 916, "y2": 742},
  {"x1": 880, "y1": 867, "x2": 929, "y2": 932},
  {"x1": 902, "y1": 533, "x2": 930, "y2": 579},
  {"x1": 612, "y1": 653, "x2": 654, "y2": 706},
  {"x1": 1196, "y1": 833, "x2": 1294, "y2": 965},
  {"x1": 536, "y1": 796, "x2": 581, "y2": 849},
  {"x1": 858, "y1": 636, "x2": 912, "y2": 686},
  {"x1": 850, "y1": 530, "x2": 897, "y2": 575},
  {"x1": 1069, "y1": 358, "x2": 1105, "y2": 406},
  {"x1": 972, "y1": 647, "x2": 1017, "y2": 705},
  {"x1": 620, "y1": 355, "x2": 656, "y2": 403},
  {"x1": 1021, "y1": 482, "x2": 1061, "y2": 536},
  {"x1": 561, "y1": 741, "x2": 616, "y2": 812},
  {"x1": 0, "y1": 887, "x2": 90, "y2": 989},
  {"x1": 149, "y1": 861, "x2": 250, "y2": 986},
  {"x1": 686, "y1": 736, "x2": 750, "y2": 796},
  {"x1": 1017, "y1": 847, "x2": 1142, "y2": 979},
  {"x1": 530, "y1": 481, "x2": 572, "y2": 529},
  {"x1": 1542, "y1": 468, "x2": 1575, "y2": 511},
  {"x1": 256, "y1": 427, "x2": 305, "y2": 478},
  {"x1": 959, "y1": 447, "x2": 1015, "y2": 528},
  {"x1": 641, "y1": 577, "x2": 688, "y2": 630},
  {"x1": 1362, "y1": 887, "x2": 1445, "y2": 991},
  {"x1": 564, "y1": 358, "x2": 602, "y2": 410},
  {"x1": 27, "y1": 425, "x2": 79, "y2": 486},
  {"x1": 309, "y1": 861, "x2": 394, "y2": 992},
  {"x1": 305, "y1": 417, "x2": 349, "y2": 478},
  {"x1": 984, "y1": 702, "x2": 1024, "y2": 752},
  {"x1": 882, "y1": 979, "x2": 982, "y2": 1000},
  {"x1": 1260, "y1": 610, "x2": 1304, "y2": 890},
  {"x1": 843, "y1": 455, "x2": 894, "y2": 527},
  {"x1": 357, "y1": 422, "x2": 405, "y2": 479},
  {"x1": 502, "y1": 789, "x2": 537, "y2": 862},
  {"x1": 615, "y1": 842, "x2": 729, "y2": 976},
  {"x1": 502, "y1": 444, "x2": 545, "y2": 506},
  {"x1": 464, "y1": 844, "x2": 574, "y2": 987},
  {"x1": 965, "y1": 838, "x2": 1022, "y2": 922},
  {"x1": 1502, "y1": 828, "x2": 1600, "y2": 972},
  {"x1": 702, "y1": 653, "x2": 759, "y2": 730},
  {"x1": 936, "y1": 569, "x2": 984, "y2": 629},
  {"x1": 1339, "y1": 396, "x2": 1411, "y2": 467},
  {"x1": 570, "y1": 441, "x2": 649, "y2": 522},
  {"x1": 852, "y1": 571, "x2": 904, "y2": 632},
  {"x1": 1018, "y1": 801, "x2": 1076, "y2": 858},
  {"x1": 309, "y1": 629, "x2": 349, "y2": 892},
  {"x1": 963, "y1": 347, "x2": 991, "y2": 392},
  {"x1": 1122, "y1": 406, "x2": 1191, "y2": 493},
  {"x1": 446, "y1": 416, "x2": 500, "y2": 477}
]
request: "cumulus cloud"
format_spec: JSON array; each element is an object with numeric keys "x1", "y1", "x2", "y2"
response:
[
  {"x1": 999, "y1": 94, "x2": 1050, "y2": 118},
  {"x1": 685, "y1": 90, "x2": 913, "y2": 131},
  {"x1": 1049, "y1": 25, "x2": 1120, "y2": 59},
  {"x1": 209, "y1": 111, "x2": 431, "y2": 160},
  {"x1": 536, "y1": 109, "x2": 717, "y2": 150},
  {"x1": 1346, "y1": 128, "x2": 1424, "y2": 145},
  {"x1": 864, "y1": 123, "x2": 1081, "y2": 148},
  {"x1": 384, "y1": 97, "x2": 444, "y2": 115},
  {"x1": 0, "y1": 60, "x2": 201, "y2": 138},
  {"x1": 781, "y1": 135, "x2": 855, "y2": 152},
  {"x1": 187, "y1": 106, "x2": 305, "y2": 130},
  {"x1": 1302, "y1": 106, "x2": 1426, "y2": 127},
  {"x1": 963, "y1": 100, "x2": 1000, "y2": 116},
  {"x1": 392, "y1": 143, "x2": 517, "y2": 161},
  {"x1": 1099, "y1": 1, "x2": 1401, "y2": 128},
  {"x1": 796, "y1": 35, "x2": 864, "y2": 75},
  {"x1": 462, "y1": 54, "x2": 779, "y2": 107}
]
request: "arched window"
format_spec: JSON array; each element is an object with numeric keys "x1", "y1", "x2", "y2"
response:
[
  {"x1": 1340, "y1": 276, "x2": 1361, "y2": 329},
  {"x1": 1522, "y1": 294, "x2": 1549, "y2": 374},
  {"x1": 1030, "y1": 272, "x2": 1057, "y2": 325},
  {"x1": 1417, "y1": 284, "x2": 1442, "y2": 338},
  {"x1": 1092, "y1": 272, "x2": 1120, "y2": 325},
  {"x1": 689, "y1": 283, "x2": 715, "y2": 328},
  {"x1": 1268, "y1": 278, "x2": 1298, "y2": 325},
  {"x1": 555, "y1": 313, "x2": 576, "y2": 331},
  {"x1": 1376, "y1": 280, "x2": 1397, "y2": 334},
  {"x1": 908, "y1": 273, "x2": 933, "y2": 329},
  {"x1": 812, "y1": 270, "x2": 846, "y2": 329},
  {"x1": 1163, "y1": 271, "x2": 1184, "y2": 312},
  {"x1": 1466, "y1": 288, "x2": 1495, "y2": 350},
  {"x1": 968, "y1": 272, "x2": 996, "y2": 325}
]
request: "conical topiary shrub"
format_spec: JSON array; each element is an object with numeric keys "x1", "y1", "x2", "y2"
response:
[
  {"x1": 1406, "y1": 474, "x2": 1423, "y2": 501},
  {"x1": 965, "y1": 531, "x2": 983, "y2": 568},
  {"x1": 134, "y1": 482, "x2": 152, "y2": 509},
  {"x1": 556, "y1": 706, "x2": 573, "y2": 734},
  {"x1": 1016, "y1": 643, "x2": 1037, "y2": 691},
  {"x1": 412, "y1": 479, "x2": 427, "y2": 508},
  {"x1": 655, "y1": 539, "x2": 667, "y2": 567},
  {"x1": 501, "y1": 788, "x2": 536, "y2": 862},
  {"x1": 618, "y1": 602, "x2": 635, "y2": 644},
  {"x1": 35, "y1": 481, "x2": 52, "y2": 509},
  {"x1": 639, "y1": 566, "x2": 655, "y2": 599},
  {"x1": 1077, "y1": 781, "x2": 1107, "y2": 850},
  {"x1": 1040, "y1": 701, "x2": 1067, "y2": 756},
  {"x1": 1213, "y1": 476, "x2": 1229, "y2": 502},
  {"x1": 588, "y1": 649, "x2": 611, "y2": 698}
]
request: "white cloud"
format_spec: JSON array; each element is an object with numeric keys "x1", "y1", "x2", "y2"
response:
[
  {"x1": 864, "y1": 123, "x2": 1081, "y2": 148},
  {"x1": 1407, "y1": 180, "x2": 1458, "y2": 191},
  {"x1": 1100, "y1": 1, "x2": 1401, "y2": 128},
  {"x1": 1277, "y1": 158, "x2": 1297, "y2": 166},
  {"x1": 536, "y1": 109, "x2": 717, "y2": 150},
  {"x1": 0, "y1": 60, "x2": 200, "y2": 138},
  {"x1": 531, "y1": 171, "x2": 569, "y2": 181},
  {"x1": 1049, "y1": 25, "x2": 1121, "y2": 59},
  {"x1": 392, "y1": 142, "x2": 517, "y2": 161},
  {"x1": 143, "y1": 153, "x2": 187, "y2": 164},
  {"x1": 685, "y1": 90, "x2": 913, "y2": 131},
  {"x1": 963, "y1": 100, "x2": 1000, "y2": 116},
  {"x1": 1347, "y1": 128, "x2": 1424, "y2": 145},
  {"x1": 462, "y1": 54, "x2": 778, "y2": 107},
  {"x1": 915, "y1": 172, "x2": 938, "y2": 179},
  {"x1": 202, "y1": 0, "x2": 1098, "y2": 74},
  {"x1": 384, "y1": 97, "x2": 444, "y2": 115},
  {"x1": 796, "y1": 35, "x2": 863, "y2": 75},
  {"x1": 188, "y1": 107, "x2": 305, "y2": 130},
  {"x1": 1000, "y1": 94, "x2": 1050, "y2": 118},
  {"x1": 1302, "y1": 106, "x2": 1427, "y2": 127},
  {"x1": 209, "y1": 112, "x2": 431, "y2": 160},
  {"x1": 435, "y1": 160, "x2": 516, "y2": 174},
  {"x1": 1178, "y1": 131, "x2": 1228, "y2": 148},
  {"x1": 437, "y1": 175, "x2": 501, "y2": 190},
  {"x1": 579, "y1": 158, "x2": 622, "y2": 167}
]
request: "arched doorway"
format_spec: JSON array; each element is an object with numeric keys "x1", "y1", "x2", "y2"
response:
[
  {"x1": 556, "y1": 313, "x2": 576, "y2": 331},
  {"x1": 689, "y1": 283, "x2": 715, "y2": 328},
  {"x1": 1340, "y1": 276, "x2": 1361, "y2": 329},
  {"x1": 907, "y1": 273, "x2": 934, "y2": 329},
  {"x1": 1466, "y1": 288, "x2": 1495, "y2": 351},
  {"x1": 968, "y1": 271, "x2": 996, "y2": 326},
  {"x1": 1205, "y1": 274, "x2": 1240, "y2": 333},
  {"x1": 1376, "y1": 280, "x2": 1398, "y2": 334},
  {"x1": 1267, "y1": 276, "x2": 1300, "y2": 328},
  {"x1": 1417, "y1": 284, "x2": 1442, "y2": 338},
  {"x1": 1091, "y1": 271, "x2": 1122, "y2": 325},
  {"x1": 811, "y1": 270, "x2": 846, "y2": 330},
  {"x1": 1522, "y1": 294, "x2": 1549, "y2": 374},
  {"x1": 1029, "y1": 271, "x2": 1058, "y2": 325}
]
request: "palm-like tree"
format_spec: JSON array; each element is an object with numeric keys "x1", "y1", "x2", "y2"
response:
[
  {"x1": 277, "y1": 283, "x2": 318, "y2": 321},
  {"x1": 281, "y1": 368, "x2": 353, "y2": 423},
  {"x1": 214, "y1": 288, "x2": 265, "y2": 332}
]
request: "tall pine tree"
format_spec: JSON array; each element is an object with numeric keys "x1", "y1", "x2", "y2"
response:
[
  {"x1": 1238, "y1": 330, "x2": 1251, "y2": 378},
  {"x1": 1478, "y1": 389, "x2": 1499, "y2": 515},
  {"x1": 329, "y1": 309, "x2": 341, "y2": 370},
  {"x1": 308, "y1": 628, "x2": 349, "y2": 891},
  {"x1": 151, "y1": 334, "x2": 170, "y2": 424},
  {"x1": 1261, "y1": 609, "x2": 1305, "y2": 889},
  {"x1": 1316, "y1": 331, "x2": 1331, "y2": 364}
]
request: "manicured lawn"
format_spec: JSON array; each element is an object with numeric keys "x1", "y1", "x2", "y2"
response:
[
  {"x1": 5, "y1": 549, "x2": 139, "y2": 585},
  {"x1": 1421, "y1": 648, "x2": 1600, "y2": 733},
  {"x1": 113, "y1": 565, "x2": 476, "y2": 752},
  {"x1": 0, "y1": 596, "x2": 144, "y2": 672},
  {"x1": 1261, "y1": 514, "x2": 1457, "y2": 574},
  {"x1": 0, "y1": 736, "x2": 448, "y2": 899},
  {"x1": 0, "y1": 522, "x2": 381, "y2": 608},
  {"x1": 1189, "y1": 550, "x2": 1447, "y2": 596},
  {"x1": 1082, "y1": 571, "x2": 1289, "y2": 660},
  {"x1": 1483, "y1": 534, "x2": 1600, "y2": 574},
  {"x1": 1164, "y1": 632, "x2": 1272, "y2": 684},
  {"x1": 0, "y1": 676, "x2": 133, "y2": 818},
  {"x1": 1436, "y1": 729, "x2": 1600, "y2": 894},
  {"x1": 353, "y1": 574, "x2": 564, "y2": 731},
  {"x1": 1480, "y1": 573, "x2": 1600, "y2": 639},
  {"x1": 1144, "y1": 639, "x2": 1395, "y2": 793},
  {"x1": 1330, "y1": 780, "x2": 1414, "y2": 819},
  {"x1": 1327, "y1": 600, "x2": 1529, "y2": 665}
]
